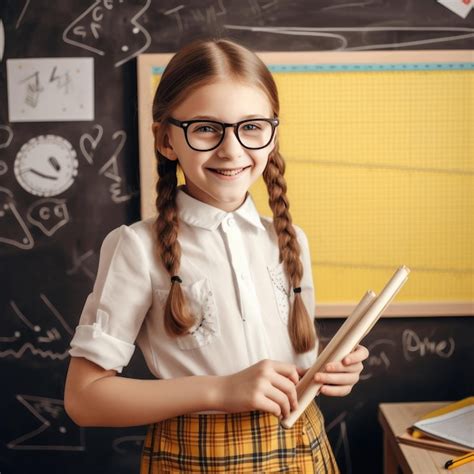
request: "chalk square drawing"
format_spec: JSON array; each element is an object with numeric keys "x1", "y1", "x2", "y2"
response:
[
  {"x1": 437, "y1": 0, "x2": 473, "y2": 18},
  {"x1": 7, "y1": 57, "x2": 94, "y2": 122}
]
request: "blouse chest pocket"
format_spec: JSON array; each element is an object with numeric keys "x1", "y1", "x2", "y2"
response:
[
  {"x1": 156, "y1": 278, "x2": 220, "y2": 350},
  {"x1": 267, "y1": 262, "x2": 291, "y2": 325}
]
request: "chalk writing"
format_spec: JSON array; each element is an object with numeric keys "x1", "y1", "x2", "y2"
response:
[
  {"x1": 7, "y1": 395, "x2": 85, "y2": 451},
  {"x1": 0, "y1": 125, "x2": 13, "y2": 149},
  {"x1": 224, "y1": 25, "x2": 474, "y2": 50},
  {"x1": 165, "y1": 1, "x2": 229, "y2": 33},
  {"x1": 98, "y1": 130, "x2": 138, "y2": 203},
  {"x1": 63, "y1": 0, "x2": 151, "y2": 67},
  {"x1": 67, "y1": 247, "x2": 96, "y2": 281},
  {"x1": 15, "y1": 0, "x2": 31, "y2": 29},
  {"x1": 0, "y1": 295, "x2": 72, "y2": 360},
  {"x1": 326, "y1": 411, "x2": 352, "y2": 474},
  {"x1": 27, "y1": 198, "x2": 70, "y2": 236},
  {"x1": 360, "y1": 339, "x2": 395, "y2": 381},
  {"x1": 402, "y1": 329, "x2": 455, "y2": 361},
  {"x1": 0, "y1": 188, "x2": 34, "y2": 250}
]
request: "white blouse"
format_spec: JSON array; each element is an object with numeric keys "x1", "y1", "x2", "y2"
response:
[{"x1": 69, "y1": 186, "x2": 319, "y2": 398}]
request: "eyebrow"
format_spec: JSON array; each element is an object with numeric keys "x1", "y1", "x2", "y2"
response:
[{"x1": 188, "y1": 114, "x2": 268, "y2": 121}]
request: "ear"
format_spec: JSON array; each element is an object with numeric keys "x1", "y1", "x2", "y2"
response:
[
  {"x1": 151, "y1": 122, "x2": 178, "y2": 161},
  {"x1": 267, "y1": 131, "x2": 277, "y2": 155}
]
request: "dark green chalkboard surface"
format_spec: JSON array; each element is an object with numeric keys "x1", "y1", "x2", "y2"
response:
[{"x1": 1, "y1": 1, "x2": 472, "y2": 473}]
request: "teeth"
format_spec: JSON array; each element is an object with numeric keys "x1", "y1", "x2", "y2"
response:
[{"x1": 214, "y1": 168, "x2": 244, "y2": 176}]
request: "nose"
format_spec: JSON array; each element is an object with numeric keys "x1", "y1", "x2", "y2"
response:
[{"x1": 216, "y1": 125, "x2": 243, "y2": 158}]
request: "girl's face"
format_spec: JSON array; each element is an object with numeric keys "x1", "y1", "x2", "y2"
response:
[{"x1": 161, "y1": 79, "x2": 276, "y2": 212}]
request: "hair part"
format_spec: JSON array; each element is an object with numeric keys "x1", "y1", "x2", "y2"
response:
[{"x1": 152, "y1": 38, "x2": 316, "y2": 354}]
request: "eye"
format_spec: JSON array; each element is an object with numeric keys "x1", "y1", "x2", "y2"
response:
[
  {"x1": 241, "y1": 122, "x2": 262, "y2": 131},
  {"x1": 191, "y1": 123, "x2": 221, "y2": 134}
]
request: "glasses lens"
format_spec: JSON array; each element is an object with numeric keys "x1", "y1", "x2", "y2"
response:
[
  {"x1": 237, "y1": 120, "x2": 274, "y2": 149},
  {"x1": 186, "y1": 121, "x2": 224, "y2": 151}
]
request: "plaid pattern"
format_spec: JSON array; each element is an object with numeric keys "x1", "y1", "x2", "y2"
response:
[{"x1": 140, "y1": 399, "x2": 339, "y2": 473}]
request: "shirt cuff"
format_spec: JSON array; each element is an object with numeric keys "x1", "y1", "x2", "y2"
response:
[{"x1": 69, "y1": 324, "x2": 135, "y2": 373}]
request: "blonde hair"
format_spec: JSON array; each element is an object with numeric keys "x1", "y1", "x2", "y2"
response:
[{"x1": 152, "y1": 39, "x2": 316, "y2": 354}]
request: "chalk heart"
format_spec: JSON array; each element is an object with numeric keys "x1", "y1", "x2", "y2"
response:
[
  {"x1": 79, "y1": 134, "x2": 96, "y2": 164},
  {"x1": 79, "y1": 125, "x2": 103, "y2": 164}
]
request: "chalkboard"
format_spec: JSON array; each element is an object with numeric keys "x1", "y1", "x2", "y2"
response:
[{"x1": 1, "y1": 1, "x2": 473, "y2": 473}]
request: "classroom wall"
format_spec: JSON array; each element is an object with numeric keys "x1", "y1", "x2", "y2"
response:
[{"x1": 0, "y1": 2, "x2": 473, "y2": 473}]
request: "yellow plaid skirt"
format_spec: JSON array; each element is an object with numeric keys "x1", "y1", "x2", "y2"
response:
[{"x1": 140, "y1": 399, "x2": 339, "y2": 473}]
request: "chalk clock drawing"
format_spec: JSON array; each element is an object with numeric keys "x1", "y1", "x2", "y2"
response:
[{"x1": 14, "y1": 135, "x2": 78, "y2": 197}]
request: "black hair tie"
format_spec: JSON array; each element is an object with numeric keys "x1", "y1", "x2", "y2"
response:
[
  {"x1": 293, "y1": 287, "x2": 302, "y2": 294},
  {"x1": 171, "y1": 275, "x2": 182, "y2": 284}
]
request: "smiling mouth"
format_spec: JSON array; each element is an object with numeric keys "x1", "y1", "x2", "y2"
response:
[{"x1": 208, "y1": 166, "x2": 251, "y2": 176}]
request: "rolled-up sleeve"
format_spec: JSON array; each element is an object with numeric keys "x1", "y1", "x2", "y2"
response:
[{"x1": 69, "y1": 224, "x2": 152, "y2": 372}]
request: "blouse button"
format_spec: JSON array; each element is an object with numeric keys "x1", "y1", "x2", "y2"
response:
[{"x1": 227, "y1": 217, "x2": 235, "y2": 227}]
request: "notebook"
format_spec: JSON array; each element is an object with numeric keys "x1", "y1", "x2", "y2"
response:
[
  {"x1": 397, "y1": 398, "x2": 474, "y2": 455},
  {"x1": 413, "y1": 397, "x2": 474, "y2": 448}
]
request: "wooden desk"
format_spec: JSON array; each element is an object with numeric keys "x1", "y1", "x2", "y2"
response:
[{"x1": 378, "y1": 402, "x2": 472, "y2": 474}]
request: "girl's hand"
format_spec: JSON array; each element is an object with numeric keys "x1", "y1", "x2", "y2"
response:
[
  {"x1": 219, "y1": 359, "x2": 300, "y2": 418},
  {"x1": 303, "y1": 344, "x2": 369, "y2": 397}
]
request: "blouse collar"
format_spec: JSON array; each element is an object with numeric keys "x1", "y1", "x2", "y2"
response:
[{"x1": 176, "y1": 186, "x2": 265, "y2": 231}]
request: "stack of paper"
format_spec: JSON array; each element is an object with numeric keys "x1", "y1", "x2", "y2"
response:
[
  {"x1": 398, "y1": 397, "x2": 474, "y2": 455},
  {"x1": 281, "y1": 266, "x2": 410, "y2": 429}
]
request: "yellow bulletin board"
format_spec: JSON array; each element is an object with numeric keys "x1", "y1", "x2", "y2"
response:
[{"x1": 137, "y1": 51, "x2": 474, "y2": 318}]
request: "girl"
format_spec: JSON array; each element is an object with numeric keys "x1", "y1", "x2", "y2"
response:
[{"x1": 65, "y1": 39, "x2": 369, "y2": 473}]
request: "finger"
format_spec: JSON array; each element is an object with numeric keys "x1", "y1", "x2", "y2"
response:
[
  {"x1": 325, "y1": 361, "x2": 364, "y2": 373},
  {"x1": 265, "y1": 384, "x2": 292, "y2": 418},
  {"x1": 315, "y1": 371, "x2": 359, "y2": 386},
  {"x1": 256, "y1": 393, "x2": 284, "y2": 418},
  {"x1": 271, "y1": 361, "x2": 299, "y2": 385},
  {"x1": 320, "y1": 384, "x2": 353, "y2": 397},
  {"x1": 270, "y1": 373, "x2": 299, "y2": 410},
  {"x1": 343, "y1": 345, "x2": 369, "y2": 365}
]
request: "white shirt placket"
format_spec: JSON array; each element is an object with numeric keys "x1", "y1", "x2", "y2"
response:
[{"x1": 221, "y1": 214, "x2": 270, "y2": 363}]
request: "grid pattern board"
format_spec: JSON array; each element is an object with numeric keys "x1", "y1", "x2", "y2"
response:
[{"x1": 250, "y1": 69, "x2": 473, "y2": 305}]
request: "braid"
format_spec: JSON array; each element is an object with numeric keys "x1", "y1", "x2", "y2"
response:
[
  {"x1": 263, "y1": 145, "x2": 317, "y2": 353},
  {"x1": 154, "y1": 155, "x2": 195, "y2": 337}
]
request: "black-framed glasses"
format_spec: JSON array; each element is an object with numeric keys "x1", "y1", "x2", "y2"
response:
[{"x1": 167, "y1": 117, "x2": 279, "y2": 152}]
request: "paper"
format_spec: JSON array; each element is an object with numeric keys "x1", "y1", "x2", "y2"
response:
[
  {"x1": 437, "y1": 0, "x2": 473, "y2": 18},
  {"x1": 413, "y1": 403, "x2": 474, "y2": 449},
  {"x1": 7, "y1": 57, "x2": 94, "y2": 122}
]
